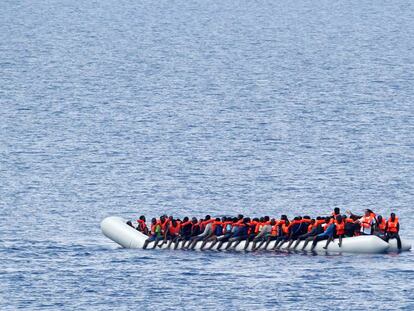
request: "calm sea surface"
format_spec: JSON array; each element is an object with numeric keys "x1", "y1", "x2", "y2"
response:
[{"x1": 1, "y1": 0, "x2": 413, "y2": 310}]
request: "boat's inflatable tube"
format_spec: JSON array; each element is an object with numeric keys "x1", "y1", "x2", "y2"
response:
[{"x1": 101, "y1": 216, "x2": 411, "y2": 254}]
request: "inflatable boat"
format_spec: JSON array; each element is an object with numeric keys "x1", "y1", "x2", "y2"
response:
[{"x1": 101, "y1": 216, "x2": 411, "y2": 254}]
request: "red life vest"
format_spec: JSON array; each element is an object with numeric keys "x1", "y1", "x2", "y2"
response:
[
  {"x1": 136, "y1": 219, "x2": 147, "y2": 232},
  {"x1": 361, "y1": 215, "x2": 374, "y2": 229},
  {"x1": 271, "y1": 224, "x2": 278, "y2": 236},
  {"x1": 335, "y1": 221, "x2": 345, "y2": 235},
  {"x1": 378, "y1": 218, "x2": 386, "y2": 232},
  {"x1": 168, "y1": 223, "x2": 180, "y2": 235},
  {"x1": 282, "y1": 223, "x2": 290, "y2": 235},
  {"x1": 387, "y1": 217, "x2": 399, "y2": 233}
]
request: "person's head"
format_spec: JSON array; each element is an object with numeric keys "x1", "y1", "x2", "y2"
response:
[
  {"x1": 151, "y1": 218, "x2": 157, "y2": 224},
  {"x1": 215, "y1": 217, "x2": 220, "y2": 222},
  {"x1": 304, "y1": 215, "x2": 310, "y2": 220},
  {"x1": 364, "y1": 209, "x2": 371, "y2": 217},
  {"x1": 191, "y1": 217, "x2": 197, "y2": 224},
  {"x1": 183, "y1": 216, "x2": 189, "y2": 222},
  {"x1": 243, "y1": 218, "x2": 249, "y2": 224},
  {"x1": 311, "y1": 219, "x2": 315, "y2": 224},
  {"x1": 205, "y1": 215, "x2": 211, "y2": 220},
  {"x1": 391, "y1": 213, "x2": 396, "y2": 220},
  {"x1": 270, "y1": 219, "x2": 276, "y2": 226},
  {"x1": 172, "y1": 219, "x2": 177, "y2": 226},
  {"x1": 253, "y1": 217, "x2": 259, "y2": 222},
  {"x1": 336, "y1": 215, "x2": 343, "y2": 223},
  {"x1": 222, "y1": 216, "x2": 227, "y2": 222},
  {"x1": 264, "y1": 216, "x2": 270, "y2": 222},
  {"x1": 139, "y1": 215, "x2": 146, "y2": 222},
  {"x1": 233, "y1": 217, "x2": 238, "y2": 222},
  {"x1": 237, "y1": 214, "x2": 244, "y2": 220},
  {"x1": 325, "y1": 217, "x2": 331, "y2": 223},
  {"x1": 160, "y1": 215, "x2": 165, "y2": 222},
  {"x1": 126, "y1": 220, "x2": 133, "y2": 227},
  {"x1": 334, "y1": 207, "x2": 340, "y2": 215},
  {"x1": 377, "y1": 215, "x2": 383, "y2": 222},
  {"x1": 168, "y1": 215, "x2": 173, "y2": 221},
  {"x1": 281, "y1": 215, "x2": 288, "y2": 221},
  {"x1": 316, "y1": 216, "x2": 322, "y2": 221}
]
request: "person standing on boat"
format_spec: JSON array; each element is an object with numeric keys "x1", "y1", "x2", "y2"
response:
[{"x1": 385, "y1": 213, "x2": 402, "y2": 250}]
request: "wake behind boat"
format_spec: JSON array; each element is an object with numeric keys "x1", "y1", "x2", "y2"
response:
[{"x1": 101, "y1": 216, "x2": 411, "y2": 254}]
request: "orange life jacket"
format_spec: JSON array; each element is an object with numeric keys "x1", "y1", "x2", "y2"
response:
[
  {"x1": 282, "y1": 223, "x2": 290, "y2": 235},
  {"x1": 271, "y1": 224, "x2": 278, "y2": 236},
  {"x1": 335, "y1": 221, "x2": 345, "y2": 236},
  {"x1": 168, "y1": 223, "x2": 181, "y2": 235},
  {"x1": 136, "y1": 219, "x2": 147, "y2": 232},
  {"x1": 251, "y1": 221, "x2": 260, "y2": 234},
  {"x1": 386, "y1": 217, "x2": 399, "y2": 233},
  {"x1": 378, "y1": 218, "x2": 386, "y2": 232},
  {"x1": 361, "y1": 215, "x2": 374, "y2": 229}
]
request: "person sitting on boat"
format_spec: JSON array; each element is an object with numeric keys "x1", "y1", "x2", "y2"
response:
[
  {"x1": 301, "y1": 217, "x2": 330, "y2": 250},
  {"x1": 243, "y1": 217, "x2": 261, "y2": 250},
  {"x1": 385, "y1": 213, "x2": 401, "y2": 250},
  {"x1": 171, "y1": 217, "x2": 192, "y2": 249},
  {"x1": 263, "y1": 218, "x2": 282, "y2": 250},
  {"x1": 343, "y1": 215, "x2": 357, "y2": 237},
  {"x1": 252, "y1": 218, "x2": 274, "y2": 251},
  {"x1": 374, "y1": 215, "x2": 387, "y2": 237},
  {"x1": 212, "y1": 217, "x2": 235, "y2": 250},
  {"x1": 323, "y1": 215, "x2": 346, "y2": 249},
  {"x1": 286, "y1": 216, "x2": 312, "y2": 249},
  {"x1": 136, "y1": 215, "x2": 149, "y2": 235},
  {"x1": 200, "y1": 218, "x2": 224, "y2": 250},
  {"x1": 143, "y1": 218, "x2": 162, "y2": 249},
  {"x1": 293, "y1": 218, "x2": 323, "y2": 249},
  {"x1": 310, "y1": 217, "x2": 336, "y2": 251},
  {"x1": 225, "y1": 217, "x2": 250, "y2": 250},
  {"x1": 272, "y1": 215, "x2": 290, "y2": 250},
  {"x1": 187, "y1": 215, "x2": 215, "y2": 249},
  {"x1": 165, "y1": 219, "x2": 181, "y2": 249},
  {"x1": 357, "y1": 209, "x2": 376, "y2": 235},
  {"x1": 182, "y1": 217, "x2": 201, "y2": 248}
]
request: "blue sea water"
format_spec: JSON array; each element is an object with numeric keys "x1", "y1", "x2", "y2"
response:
[{"x1": 1, "y1": 0, "x2": 414, "y2": 309}]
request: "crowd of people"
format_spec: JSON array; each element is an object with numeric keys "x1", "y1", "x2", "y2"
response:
[{"x1": 126, "y1": 208, "x2": 402, "y2": 251}]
